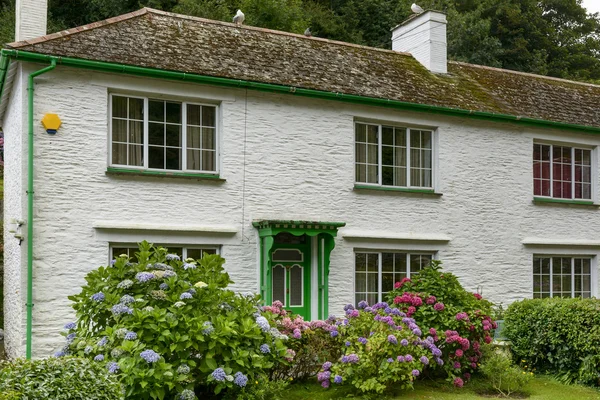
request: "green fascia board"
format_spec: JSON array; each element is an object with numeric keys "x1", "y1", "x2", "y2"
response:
[
  {"x1": 532, "y1": 197, "x2": 598, "y2": 206},
  {"x1": 3, "y1": 49, "x2": 600, "y2": 135},
  {"x1": 253, "y1": 220, "x2": 346, "y2": 238}
]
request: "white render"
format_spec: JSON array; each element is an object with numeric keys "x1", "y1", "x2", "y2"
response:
[
  {"x1": 392, "y1": 11, "x2": 448, "y2": 74},
  {"x1": 15, "y1": 0, "x2": 48, "y2": 42},
  {"x1": 3, "y1": 63, "x2": 600, "y2": 358}
]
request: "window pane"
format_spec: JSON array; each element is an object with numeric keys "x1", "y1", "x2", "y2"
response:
[
  {"x1": 129, "y1": 98, "x2": 144, "y2": 120},
  {"x1": 166, "y1": 124, "x2": 181, "y2": 147},
  {"x1": 187, "y1": 126, "x2": 201, "y2": 149},
  {"x1": 187, "y1": 149, "x2": 201, "y2": 170},
  {"x1": 202, "y1": 128, "x2": 216, "y2": 150},
  {"x1": 166, "y1": 147, "x2": 181, "y2": 170},
  {"x1": 382, "y1": 273, "x2": 394, "y2": 293},
  {"x1": 129, "y1": 121, "x2": 143, "y2": 144},
  {"x1": 149, "y1": 123, "x2": 164, "y2": 146},
  {"x1": 367, "y1": 273, "x2": 378, "y2": 292},
  {"x1": 202, "y1": 106, "x2": 216, "y2": 127},
  {"x1": 129, "y1": 145, "x2": 143, "y2": 166},
  {"x1": 355, "y1": 123, "x2": 366, "y2": 142},
  {"x1": 112, "y1": 119, "x2": 127, "y2": 143},
  {"x1": 382, "y1": 126, "x2": 394, "y2": 145},
  {"x1": 366, "y1": 254, "x2": 378, "y2": 272},
  {"x1": 272, "y1": 265, "x2": 286, "y2": 306},
  {"x1": 289, "y1": 265, "x2": 303, "y2": 306},
  {"x1": 112, "y1": 143, "x2": 127, "y2": 165},
  {"x1": 166, "y1": 102, "x2": 181, "y2": 124},
  {"x1": 186, "y1": 248, "x2": 217, "y2": 259},
  {"x1": 149, "y1": 100, "x2": 164, "y2": 122},
  {"x1": 355, "y1": 272, "x2": 366, "y2": 292},
  {"x1": 112, "y1": 96, "x2": 127, "y2": 118},
  {"x1": 366, "y1": 125, "x2": 378, "y2": 144},
  {"x1": 202, "y1": 150, "x2": 216, "y2": 171},
  {"x1": 187, "y1": 104, "x2": 201, "y2": 126},
  {"x1": 355, "y1": 253, "x2": 366, "y2": 271},
  {"x1": 149, "y1": 146, "x2": 164, "y2": 169}
]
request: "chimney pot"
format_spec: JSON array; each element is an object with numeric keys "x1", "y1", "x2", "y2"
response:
[{"x1": 392, "y1": 11, "x2": 447, "y2": 74}]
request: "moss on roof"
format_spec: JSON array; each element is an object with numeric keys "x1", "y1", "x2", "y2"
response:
[{"x1": 7, "y1": 8, "x2": 600, "y2": 129}]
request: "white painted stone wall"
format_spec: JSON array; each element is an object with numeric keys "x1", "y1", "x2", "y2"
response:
[
  {"x1": 15, "y1": 0, "x2": 48, "y2": 41},
  {"x1": 4, "y1": 63, "x2": 600, "y2": 357}
]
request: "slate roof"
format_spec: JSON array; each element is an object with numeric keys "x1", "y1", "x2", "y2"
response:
[{"x1": 6, "y1": 8, "x2": 600, "y2": 129}]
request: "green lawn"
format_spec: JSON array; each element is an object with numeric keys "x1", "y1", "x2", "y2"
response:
[{"x1": 285, "y1": 375, "x2": 600, "y2": 399}]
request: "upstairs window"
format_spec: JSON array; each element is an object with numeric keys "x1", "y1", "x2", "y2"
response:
[
  {"x1": 355, "y1": 122, "x2": 433, "y2": 188},
  {"x1": 110, "y1": 95, "x2": 218, "y2": 173},
  {"x1": 533, "y1": 143, "x2": 592, "y2": 200}
]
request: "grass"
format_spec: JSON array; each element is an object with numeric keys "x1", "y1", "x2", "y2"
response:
[{"x1": 285, "y1": 375, "x2": 600, "y2": 399}]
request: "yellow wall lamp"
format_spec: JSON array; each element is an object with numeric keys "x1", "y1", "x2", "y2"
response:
[{"x1": 41, "y1": 113, "x2": 61, "y2": 135}]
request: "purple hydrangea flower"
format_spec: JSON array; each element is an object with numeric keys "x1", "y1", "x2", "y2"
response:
[
  {"x1": 159, "y1": 283, "x2": 169, "y2": 290},
  {"x1": 322, "y1": 361, "x2": 332, "y2": 371},
  {"x1": 436, "y1": 357, "x2": 444, "y2": 366},
  {"x1": 111, "y1": 304, "x2": 133, "y2": 315},
  {"x1": 420, "y1": 356, "x2": 429, "y2": 365},
  {"x1": 357, "y1": 300, "x2": 369, "y2": 309},
  {"x1": 400, "y1": 339, "x2": 409, "y2": 346},
  {"x1": 110, "y1": 259, "x2": 117, "y2": 266},
  {"x1": 135, "y1": 272, "x2": 155, "y2": 283},
  {"x1": 180, "y1": 292, "x2": 193, "y2": 300},
  {"x1": 107, "y1": 362, "x2": 119, "y2": 373},
  {"x1": 260, "y1": 344, "x2": 270, "y2": 354},
  {"x1": 432, "y1": 348, "x2": 442, "y2": 357},
  {"x1": 334, "y1": 375, "x2": 343, "y2": 384},
  {"x1": 358, "y1": 337, "x2": 367, "y2": 345},
  {"x1": 388, "y1": 335, "x2": 398, "y2": 345},
  {"x1": 124, "y1": 331, "x2": 138, "y2": 341},
  {"x1": 255, "y1": 316, "x2": 270, "y2": 332},
  {"x1": 387, "y1": 358, "x2": 394, "y2": 363},
  {"x1": 120, "y1": 295, "x2": 135, "y2": 304},
  {"x1": 384, "y1": 307, "x2": 393, "y2": 314},
  {"x1": 405, "y1": 354, "x2": 413, "y2": 362},
  {"x1": 397, "y1": 355, "x2": 405, "y2": 362},
  {"x1": 413, "y1": 328, "x2": 422, "y2": 337},
  {"x1": 90, "y1": 292, "x2": 105, "y2": 302},
  {"x1": 330, "y1": 330, "x2": 339, "y2": 338},
  {"x1": 63, "y1": 322, "x2": 76, "y2": 330},
  {"x1": 322, "y1": 380, "x2": 330, "y2": 388},
  {"x1": 293, "y1": 329, "x2": 302, "y2": 339},
  {"x1": 66, "y1": 333, "x2": 76, "y2": 343},
  {"x1": 140, "y1": 349, "x2": 160, "y2": 363},
  {"x1": 166, "y1": 254, "x2": 180, "y2": 261},
  {"x1": 211, "y1": 368, "x2": 226, "y2": 382},
  {"x1": 94, "y1": 354, "x2": 104, "y2": 361},
  {"x1": 345, "y1": 341, "x2": 351, "y2": 347},
  {"x1": 344, "y1": 304, "x2": 355, "y2": 311},
  {"x1": 234, "y1": 371, "x2": 248, "y2": 387},
  {"x1": 317, "y1": 371, "x2": 331, "y2": 382},
  {"x1": 453, "y1": 361, "x2": 461, "y2": 369},
  {"x1": 98, "y1": 336, "x2": 108, "y2": 346},
  {"x1": 412, "y1": 369, "x2": 420, "y2": 376},
  {"x1": 54, "y1": 348, "x2": 67, "y2": 357},
  {"x1": 341, "y1": 354, "x2": 359, "y2": 363}
]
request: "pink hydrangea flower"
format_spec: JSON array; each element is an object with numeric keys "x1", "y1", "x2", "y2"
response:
[
  {"x1": 434, "y1": 302, "x2": 445, "y2": 311},
  {"x1": 426, "y1": 296, "x2": 436, "y2": 305},
  {"x1": 454, "y1": 377, "x2": 464, "y2": 388}
]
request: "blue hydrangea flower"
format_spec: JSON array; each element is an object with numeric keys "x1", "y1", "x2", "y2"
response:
[
  {"x1": 211, "y1": 368, "x2": 226, "y2": 382},
  {"x1": 159, "y1": 283, "x2": 169, "y2": 290},
  {"x1": 164, "y1": 270, "x2": 177, "y2": 278},
  {"x1": 98, "y1": 336, "x2": 108, "y2": 346},
  {"x1": 400, "y1": 339, "x2": 409, "y2": 346},
  {"x1": 412, "y1": 328, "x2": 422, "y2": 337},
  {"x1": 259, "y1": 344, "x2": 271, "y2": 354},
  {"x1": 135, "y1": 272, "x2": 155, "y2": 283},
  {"x1": 177, "y1": 364, "x2": 191, "y2": 375},
  {"x1": 111, "y1": 304, "x2": 133, "y2": 315},
  {"x1": 345, "y1": 341, "x2": 351, "y2": 347},
  {"x1": 357, "y1": 300, "x2": 369, "y2": 309},
  {"x1": 180, "y1": 292, "x2": 193, "y2": 300},
  {"x1": 110, "y1": 259, "x2": 117, "y2": 266},
  {"x1": 343, "y1": 304, "x2": 355, "y2": 311},
  {"x1": 179, "y1": 389, "x2": 196, "y2": 400},
  {"x1": 234, "y1": 371, "x2": 248, "y2": 387},
  {"x1": 358, "y1": 337, "x2": 367, "y2": 345},
  {"x1": 107, "y1": 362, "x2": 119, "y2": 373},
  {"x1": 322, "y1": 361, "x2": 332, "y2": 371},
  {"x1": 84, "y1": 346, "x2": 93, "y2": 354},
  {"x1": 187, "y1": 288, "x2": 197, "y2": 295},
  {"x1": 94, "y1": 354, "x2": 104, "y2": 361},
  {"x1": 120, "y1": 295, "x2": 135, "y2": 304},
  {"x1": 63, "y1": 322, "x2": 76, "y2": 330},
  {"x1": 124, "y1": 331, "x2": 138, "y2": 341},
  {"x1": 330, "y1": 330, "x2": 339, "y2": 338},
  {"x1": 90, "y1": 292, "x2": 105, "y2": 302},
  {"x1": 202, "y1": 321, "x2": 214, "y2": 335},
  {"x1": 183, "y1": 263, "x2": 196, "y2": 270},
  {"x1": 387, "y1": 358, "x2": 394, "y2": 363},
  {"x1": 166, "y1": 254, "x2": 181, "y2": 261},
  {"x1": 66, "y1": 333, "x2": 76, "y2": 343},
  {"x1": 140, "y1": 349, "x2": 160, "y2": 363},
  {"x1": 388, "y1": 335, "x2": 398, "y2": 345},
  {"x1": 432, "y1": 348, "x2": 442, "y2": 357},
  {"x1": 334, "y1": 375, "x2": 343, "y2": 384},
  {"x1": 54, "y1": 348, "x2": 67, "y2": 357},
  {"x1": 420, "y1": 356, "x2": 429, "y2": 365},
  {"x1": 255, "y1": 316, "x2": 270, "y2": 332}
]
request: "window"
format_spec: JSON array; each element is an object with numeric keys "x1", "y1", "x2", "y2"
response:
[
  {"x1": 533, "y1": 143, "x2": 592, "y2": 200},
  {"x1": 354, "y1": 251, "x2": 433, "y2": 305},
  {"x1": 533, "y1": 256, "x2": 592, "y2": 298},
  {"x1": 111, "y1": 245, "x2": 218, "y2": 263},
  {"x1": 355, "y1": 122, "x2": 433, "y2": 188},
  {"x1": 110, "y1": 95, "x2": 218, "y2": 173}
]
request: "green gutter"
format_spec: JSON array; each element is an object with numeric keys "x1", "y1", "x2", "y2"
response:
[
  {"x1": 25, "y1": 59, "x2": 56, "y2": 359},
  {"x1": 2, "y1": 49, "x2": 600, "y2": 134}
]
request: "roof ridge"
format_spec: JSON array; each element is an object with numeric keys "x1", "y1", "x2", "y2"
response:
[
  {"x1": 450, "y1": 60, "x2": 600, "y2": 89},
  {"x1": 6, "y1": 8, "x2": 150, "y2": 48},
  {"x1": 142, "y1": 8, "x2": 415, "y2": 58}
]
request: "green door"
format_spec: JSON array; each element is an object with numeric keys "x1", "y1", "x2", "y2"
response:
[{"x1": 271, "y1": 234, "x2": 311, "y2": 320}]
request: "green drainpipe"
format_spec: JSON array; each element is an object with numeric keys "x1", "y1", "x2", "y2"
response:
[{"x1": 26, "y1": 59, "x2": 56, "y2": 359}]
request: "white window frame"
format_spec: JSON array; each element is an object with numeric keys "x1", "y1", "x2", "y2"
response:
[
  {"x1": 354, "y1": 251, "x2": 435, "y2": 304},
  {"x1": 354, "y1": 121, "x2": 436, "y2": 189},
  {"x1": 108, "y1": 94, "x2": 220, "y2": 174},
  {"x1": 532, "y1": 254, "x2": 596, "y2": 298},
  {"x1": 109, "y1": 244, "x2": 220, "y2": 263},
  {"x1": 533, "y1": 141, "x2": 595, "y2": 201}
]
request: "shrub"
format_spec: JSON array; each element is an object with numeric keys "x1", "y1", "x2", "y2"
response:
[
  {"x1": 319, "y1": 302, "x2": 439, "y2": 394},
  {"x1": 59, "y1": 241, "x2": 288, "y2": 399},
  {"x1": 385, "y1": 261, "x2": 495, "y2": 385},
  {"x1": 223, "y1": 375, "x2": 290, "y2": 400},
  {"x1": 264, "y1": 301, "x2": 342, "y2": 380},
  {"x1": 479, "y1": 346, "x2": 532, "y2": 397},
  {"x1": 504, "y1": 297, "x2": 600, "y2": 385},
  {"x1": 0, "y1": 357, "x2": 123, "y2": 399}
]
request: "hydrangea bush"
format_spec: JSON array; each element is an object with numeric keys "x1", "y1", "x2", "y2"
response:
[
  {"x1": 58, "y1": 242, "x2": 288, "y2": 399},
  {"x1": 318, "y1": 302, "x2": 439, "y2": 394},
  {"x1": 263, "y1": 301, "x2": 342, "y2": 380},
  {"x1": 385, "y1": 261, "x2": 495, "y2": 385}
]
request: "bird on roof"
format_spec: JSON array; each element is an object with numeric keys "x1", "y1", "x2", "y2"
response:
[
  {"x1": 411, "y1": 3, "x2": 424, "y2": 14},
  {"x1": 233, "y1": 9, "x2": 245, "y2": 25},
  {"x1": 304, "y1": 28, "x2": 312, "y2": 37}
]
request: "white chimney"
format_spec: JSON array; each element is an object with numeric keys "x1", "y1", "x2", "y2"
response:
[
  {"x1": 15, "y1": 0, "x2": 48, "y2": 42},
  {"x1": 392, "y1": 10, "x2": 447, "y2": 74}
]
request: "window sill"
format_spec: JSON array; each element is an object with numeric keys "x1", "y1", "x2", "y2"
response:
[
  {"x1": 532, "y1": 197, "x2": 599, "y2": 207},
  {"x1": 106, "y1": 167, "x2": 225, "y2": 182},
  {"x1": 354, "y1": 184, "x2": 442, "y2": 196}
]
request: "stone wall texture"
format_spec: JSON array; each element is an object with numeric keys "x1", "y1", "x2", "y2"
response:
[{"x1": 4, "y1": 64, "x2": 600, "y2": 357}]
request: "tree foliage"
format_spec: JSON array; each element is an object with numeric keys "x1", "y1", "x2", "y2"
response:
[{"x1": 0, "y1": 0, "x2": 598, "y2": 82}]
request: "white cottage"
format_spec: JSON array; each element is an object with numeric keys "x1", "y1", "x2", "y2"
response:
[{"x1": 2, "y1": 0, "x2": 600, "y2": 359}]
